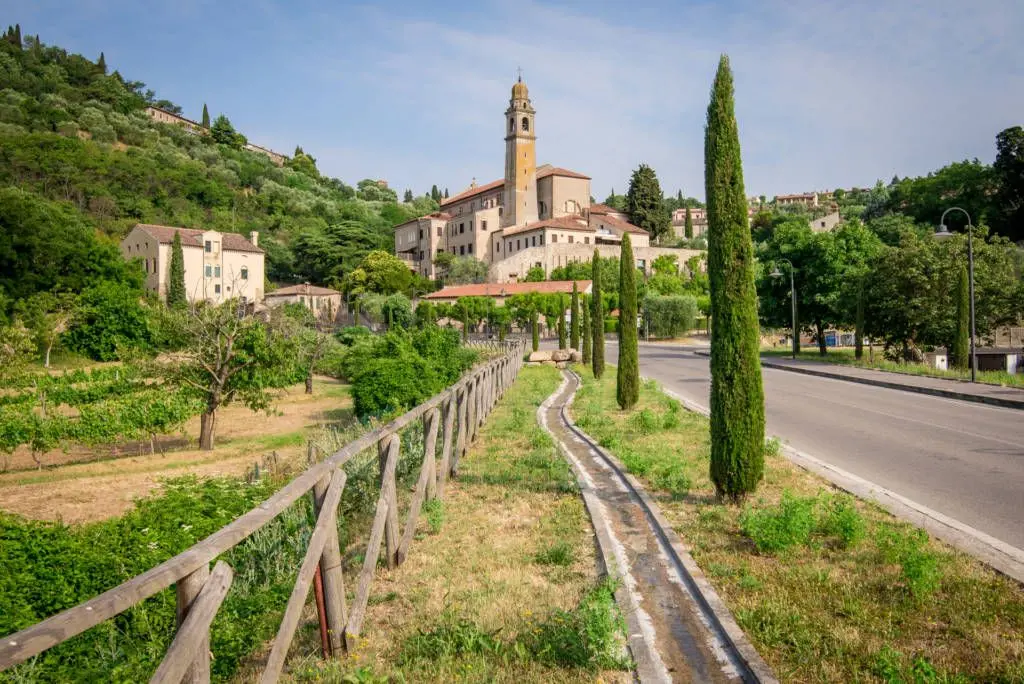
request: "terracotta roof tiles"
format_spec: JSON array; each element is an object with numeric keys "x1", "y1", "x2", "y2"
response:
[
  {"x1": 424, "y1": 280, "x2": 592, "y2": 300},
  {"x1": 133, "y1": 224, "x2": 263, "y2": 254}
]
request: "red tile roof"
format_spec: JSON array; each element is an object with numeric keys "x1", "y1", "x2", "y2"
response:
[
  {"x1": 440, "y1": 178, "x2": 504, "y2": 207},
  {"x1": 393, "y1": 211, "x2": 453, "y2": 230},
  {"x1": 501, "y1": 215, "x2": 593, "y2": 237},
  {"x1": 425, "y1": 280, "x2": 593, "y2": 300},
  {"x1": 133, "y1": 224, "x2": 263, "y2": 253},
  {"x1": 536, "y1": 166, "x2": 590, "y2": 180},
  {"x1": 266, "y1": 283, "x2": 341, "y2": 297},
  {"x1": 588, "y1": 203, "x2": 621, "y2": 215},
  {"x1": 591, "y1": 213, "x2": 649, "y2": 235}
]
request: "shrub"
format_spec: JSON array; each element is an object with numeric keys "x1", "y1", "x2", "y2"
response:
[
  {"x1": 603, "y1": 318, "x2": 618, "y2": 334},
  {"x1": 642, "y1": 294, "x2": 698, "y2": 338},
  {"x1": 628, "y1": 408, "x2": 659, "y2": 434},
  {"x1": 818, "y1": 495, "x2": 866, "y2": 549},
  {"x1": 535, "y1": 541, "x2": 574, "y2": 566},
  {"x1": 335, "y1": 325, "x2": 371, "y2": 346},
  {"x1": 876, "y1": 526, "x2": 943, "y2": 599},
  {"x1": 740, "y1": 491, "x2": 817, "y2": 554}
]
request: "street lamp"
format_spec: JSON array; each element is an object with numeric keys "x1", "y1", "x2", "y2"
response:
[
  {"x1": 935, "y1": 207, "x2": 976, "y2": 382},
  {"x1": 770, "y1": 259, "x2": 797, "y2": 360}
]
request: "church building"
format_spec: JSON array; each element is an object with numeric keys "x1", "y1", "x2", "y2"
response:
[{"x1": 394, "y1": 77, "x2": 697, "y2": 283}]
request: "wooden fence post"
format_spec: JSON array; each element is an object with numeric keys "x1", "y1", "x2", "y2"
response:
[
  {"x1": 452, "y1": 388, "x2": 467, "y2": 477},
  {"x1": 311, "y1": 463, "x2": 347, "y2": 657},
  {"x1": 156, "y1": 562, "x2": 232, "y2": 684},
  {"x1": 378, "y1": 436, "x2": 400, "y2": 569},
  {"x1": 174, "y1": 564, "x2": 211, "y2": 684},
  {"x1": 437, "y1": 394, "x2": 456, "y2": 497},
  {"x1": 424, "y1": 408, "x2": 440, "y2": 501}
]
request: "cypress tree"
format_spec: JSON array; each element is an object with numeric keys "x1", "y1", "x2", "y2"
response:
[
  {"x1": 167, "y1": 231, "x2": 187, "y2": 308},
  {"x1": 557, "y1": 300, "x2": 567, "y2": 349},
  {"x1": 444, "y1": 188, "x2": 449, "y2": 199},
  {"x1": 431, "y1": 184, "x2": 440, "y2": 202},
  {"x1": 462, "y1": 305, "x2": 469, "y2": 341},
  {"x1": 13, "y1": 24, "x2": 22, "y2": 49},
  {"x1": 626, "y1": 164, "x2": 671, "y2": 243},
  {"x1": 570, "y1": 282, "x2": 580, "y2": 350},
  {"x1": 591, "y1": 250, "x2": 605, "y2": 378},
  {"x1": 953, "y1": 264, "x2": 970, "y2": 371},
  {"x1": 616, "y1": 234, "x2": 639, "y2": 409},
  {"x1": 202, "y1": 103, "x2": 210, "y2": 128},
  {"x1": 684, "y1": 206, "x2": 694, "y2": 239},
  {"x1": 531, "y1": 310, "x2": 539, "y2": 352},
  {"x1": 403, "y1": 188, "x2": 414, "y2": 202},
  {"x1": 97, "y1": 51, "x2": 106, "y2": 73},
  {"x1": 582, "y1": 294, "x2": 592, "y2": 364},
  {"x1": 705, "y1": 54, "x2": 765, "y2": 502}
]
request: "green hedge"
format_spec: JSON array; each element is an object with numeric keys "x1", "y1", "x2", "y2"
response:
[{"x1": 604, "y1": 318, "x2": 618, "y2": 334}]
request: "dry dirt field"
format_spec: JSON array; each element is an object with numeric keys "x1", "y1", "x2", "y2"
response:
[{"x1": 0, "y1": 377, "x2": 351, "y2": 523}]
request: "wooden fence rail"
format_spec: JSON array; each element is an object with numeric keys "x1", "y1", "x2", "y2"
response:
[{"x1": 0, "y1": 339, "x2": 527, "y2": 682}]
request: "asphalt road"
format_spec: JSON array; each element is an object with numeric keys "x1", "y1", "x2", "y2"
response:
[{"x1": 603, "y1": 341, "x2": 1024, "y2": 551}]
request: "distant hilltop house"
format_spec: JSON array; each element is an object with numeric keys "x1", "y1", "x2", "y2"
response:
[
  {"x1": 810, "y1": 211, "x2": 842, "y2": 233},
  {"x1": 264, "y1": 283, "x2": 342, "y2": 322},
  {"x1": 393, "y1": 77, "x2": 701, "y2": 283},
  {"x1": 142, "y1": 106, "x2": 288, "y2": 166},
  {"x1": 669, "y1": 205, "x2": 758, "y2": 239},
  {"x1": 774, "y1": 192, "x2": 820, "y2": 207},
  {"x1": 120, "y1": 224, "x2": 265, "y2": 305}
]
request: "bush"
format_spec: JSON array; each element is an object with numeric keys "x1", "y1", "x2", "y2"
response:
[
  {"x1": 818, "y1": 495, "x2": 866, "y2": 549},
  {"x1": 334, "y1": 325, "x2": 371, "y2": 346},
  {"x1": 740, "y1": 491, "x2": 817, "y2": 554},
  {"x1": 643, "y1": 294, "x2": 698, "y2": 338},
  {"x1": 603, "y1": 318, "x2": 618, "y2": 334},
  {"x1": 876, "y1": 526, "x2": 943, "y2": 599}
]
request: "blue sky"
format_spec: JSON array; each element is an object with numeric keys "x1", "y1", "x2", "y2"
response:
[{"x1": 6, "y1": 0, "x2": 1024, "y2": 201}]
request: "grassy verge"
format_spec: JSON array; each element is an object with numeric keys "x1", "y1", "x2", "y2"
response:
[
  {"x1": 571, "y1": 365, "x2": 1024, "y2": 682},
  {"x1": 761, "y1": 347, "x2": 1024, "y2": 389},
  {"x1": 288, "y1": 365, "x2": 631, "y2": 683}
]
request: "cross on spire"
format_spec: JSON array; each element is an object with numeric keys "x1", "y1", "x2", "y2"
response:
[{"x1": 516, "y1": 66, "x2": 523, "y2": 82}]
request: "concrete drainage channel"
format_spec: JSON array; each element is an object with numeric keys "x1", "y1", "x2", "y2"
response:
[{"x1": 538, "y1": 370, "x2": 777, "y2": 684}]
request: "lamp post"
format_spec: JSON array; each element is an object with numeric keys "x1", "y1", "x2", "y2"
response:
[
  {"x1": 934, "y1": 207, "x2": 976, "y2": 382},
  {"x1": 769, "y1": 259, "x2": 797, "y2": 360}
]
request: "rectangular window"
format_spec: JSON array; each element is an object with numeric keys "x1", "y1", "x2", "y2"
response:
[
  {"x1": 437, "y1": 226, "x2": 442, "y2": 237},
  {"x1": 468, "y1": 243, "x2": 473, "y2": 254},
  {"x1": 419, "y1": 229, "x2": 424, "y2": 239},
  {"x1": 241, "y1": 267, "x2": 248, "y2": 280},
  {"x1": 205, "y1": 265, "x2": 212, "y2": 277},
  {"x1": 460, "y1": 223, "x2": 465, "y2": 234},
  {"x1": 584, "y1": 237, "x2": 590, "y2": 244},
  {"x1": 205, "y1": 240, "x2": 211, "y2": 253},
  {"x1": 214, "y1": 266, "x2": 221, "y2": 277},
  {"x1": 569, "y1": 235, "x2": 574, "y2": 244},
  {"x1": 540, "y1": 235, "x2": 544, "y2": 245},
  {"x1": 496, "y1": 242, "x2": 501, "y2": 252},
  {"x1": 460, "y1": 245, "x2": 465, "y2": 255},
  {"x1": 516, "y1": 239, "x2": 521, "y2": 250},
  {"x1": 531, "y1": 236, "x2": 536, "y2": 246},
  {"x1": 214, "y1": 284, "x2": 221, "y2": 294},
  {"x1": 482, "y1": 220, "x2": 487, "y2": 231},
  {"x1": 551, "y1": 235, "x2": 558, "y2": 243},
  {"x1": 470, "y1": 221, "x2": 473, "y2": 231}
]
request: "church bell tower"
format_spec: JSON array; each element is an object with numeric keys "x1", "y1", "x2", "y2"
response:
[{"x1": 501, "y1": 74, "x2": 538, "y2": 229}]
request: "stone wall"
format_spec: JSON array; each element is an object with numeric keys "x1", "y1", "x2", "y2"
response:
[{"x1": 489, "y1": 243, "x2": 703, "y2": 282}]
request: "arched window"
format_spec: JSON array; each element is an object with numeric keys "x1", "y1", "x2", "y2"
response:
[
  {"x1": 521, "y1": 116, "x2": 529, "y2": 132},
  {"x1": 509, "y1": 118, "x2": 514, "y2": 132}
]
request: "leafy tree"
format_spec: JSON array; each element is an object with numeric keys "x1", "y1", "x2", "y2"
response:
[
  {"x1": 626, "y1": 164, "x2": 670, "y2": 243},
  {"x1": 616, "y1": 234, "x2": 639, "y2": 409},
  {"x1": 643, "y1": 295, "x2": 698, "y2": 339},
  {"x1": 201, "y1": 102, "x2": 210, "y2": 128},
  {"x1": 525, "y1": 265, "x2": 546, "y2": 281},
  {"x1": 415, "y1": 300, "x2": 437, "y2": 327},
  {"x1": 164, "y1": 301, "x2": 293, "y2": 449},
  {"x1": 854, "y1": 277, "x2": 865, "y2": 360},
  {"x1": 652, "y1": 253, "x2": 678, "y2": 275},
  {"x1": 993, "y1": 126, "x2": 1024, "y2": 242},
  {"x1": 19, "y1": 291, "x2": 76, "y2": 368},
  {"x1": 591, "y1": 248, "x2": 605, "y2": 378},
  {"x1": 581, "y1": 294, "x2": 592, "y2": 364},
  {"x1": 210, "y1": 114, "x2": 245, "y2": 148},
  {"x1": 167, "y1": 230, "x2": 186, "y2": 308},
  {"x1": 344, "y1": 250, "x2": 413, "y2": 295},
  {"x1": 403, "y1": 189, "x2": 413, "y2": 203},
  {"x1": 887, "y1": 160, "x2": 994, "y2": 233},
  {"x1": 0, "y1": 319, "x2": 34, "y2": 381},
  {"x1": 603, "y1": 190, "x2": 626, "y2": 212},
  {"x1": 953, "y1": 264, "x2": 970, "y2": 370},
  {"x1": 705, "y1": 55, "x2": 764, "y2": 502},
  {"x1": 570, "y1": 281, "x2": 580, "y2": 350},
  {"x1": 445, "y1": 256, "x2": 488, "y2": 284},
  {"x1": 64, "y1": 281, "x2": 151, "y2": 360},
  {"x1": 684, "y1": 206, "x2": 694, "y2": 239}
]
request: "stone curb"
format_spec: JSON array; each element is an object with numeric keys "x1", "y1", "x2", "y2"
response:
[
  {"x1": 560, "y1": 371, "x2": 779, "y2": 684},
  {"x1": 694, "y1": 350, "x2": 1024, "y2": 411},
  {"x1": 537, "y1": 377, "x2": 671, "y2": 683}
]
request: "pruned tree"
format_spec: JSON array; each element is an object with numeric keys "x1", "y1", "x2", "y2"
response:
[
  {"x1": 201, "y1": 102, "x2": 210, "y2": 128},
  {"x1": 163, "y1": 301, "x2": 292, "y2": 450},
  {"x1": 616, "y1": 234, "x2": 639, "y2": 409},
  {"x1": 591, "y1": 248, "x2": 605, "y2": 378},
  {"x1": 570, "y1": 281, "x2": 580, "y2": 350},
  {"x1": 581, "y1": 294, "x2": 592, "y2": 364},
  {"x1": 705, "y1": 55, "x2": 764, "y2": 502},
  {"x1": 167, "y1": 230, "x2": 187, "y2": 308}
]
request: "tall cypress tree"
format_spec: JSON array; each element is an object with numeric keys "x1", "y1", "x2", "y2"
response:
[
  {"x1": 557, "y1": 299, "x2": 567, "y2": 349},
  {"x1": 201, "y1": 103, "x2": 210, "y2": 128},
  {"x1": 684, "y1": 206, "x2": 694, "y2": 239},
  {"x1": 582, "y1": 294, "x2": 592, "y2": 364},
  {"x1": 97, "y1": 51, "x2": 106, "y2": 73},
  {"x1": 953, "y1": 264, "x2": 970, "y2": 371},
  {"x1": 531, "y1": 310, "x2": 539, "y2": 352},
  {"x1": 570, "y1": 281, "x2": 580, "y2": 350},
  {"x1": 705, "y1": 55, "x2": 765, "y2": 502},
  {"x1": 167, "y1": 231, "x2": 187, "y2": 308},
  {"x1": 591, "y1": 250, "x2": 605, "y2": 378},
  {"x1": 431, "y1": 184, "x2": 440, "y2": 202},
  {"x1": 626, "y1": 164, "x2": 671, "y2": 243},
  {"x1": 616, "y1": 234, "x2": 639, "y2": 409}
]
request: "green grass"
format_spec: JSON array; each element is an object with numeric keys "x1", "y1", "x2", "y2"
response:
[
  {"x1": 571, "y1": 364, "x2": 1024, "y2": 682},
  {"x1": 761, "y1": 347, "x2": 1024, "y2": 388}
]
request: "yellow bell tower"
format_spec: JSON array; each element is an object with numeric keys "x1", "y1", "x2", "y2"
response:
[{"x1": 501, "y1": 73, "x2": 538, "y2": 229}]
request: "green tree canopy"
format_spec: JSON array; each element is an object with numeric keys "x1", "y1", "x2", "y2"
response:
[{"x1": 626, "y1": 164, "x2": 671, "y2": 243}]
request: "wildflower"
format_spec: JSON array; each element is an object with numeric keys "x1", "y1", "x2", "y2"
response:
[{"x1": 147, "y1": 541, "x2": 159, "y2": 550}]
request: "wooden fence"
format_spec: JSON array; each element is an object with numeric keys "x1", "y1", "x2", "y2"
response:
[{"x1": 0, "y1": 339, "x2": 528, "y2": 683}]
